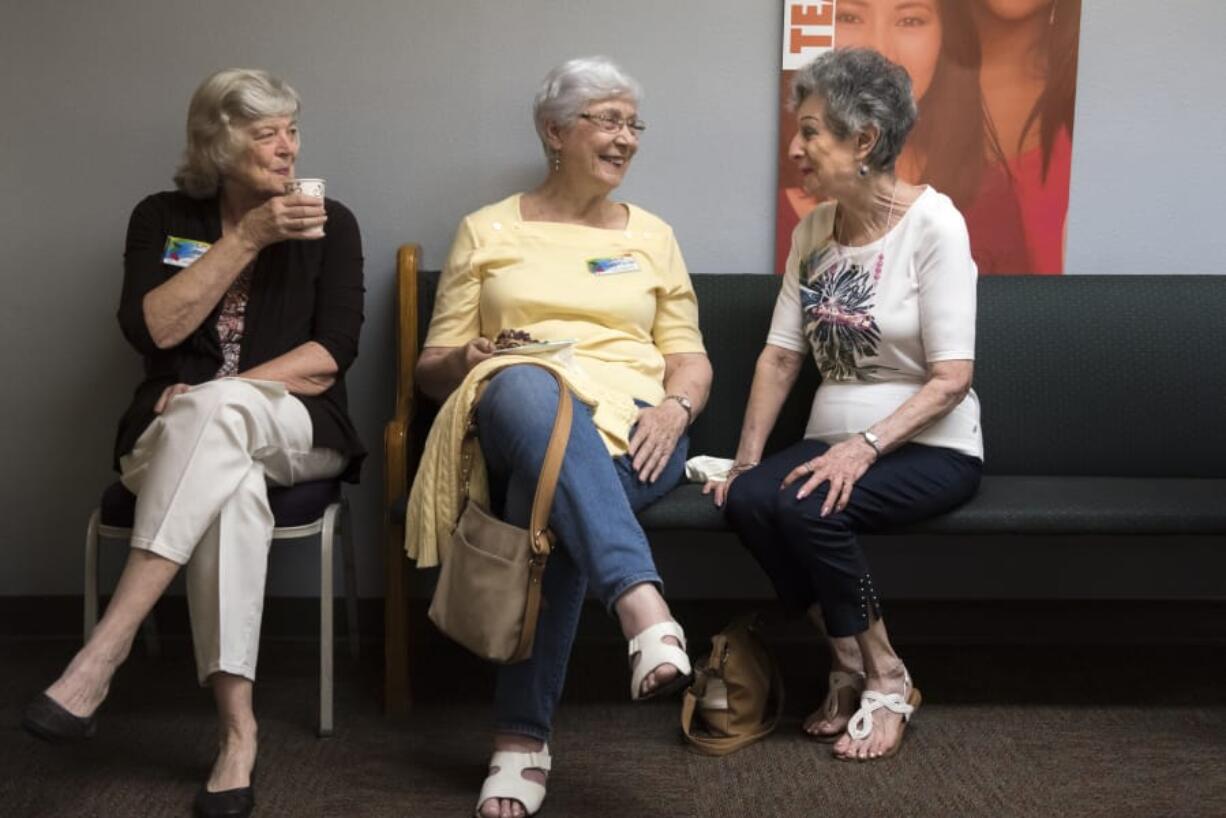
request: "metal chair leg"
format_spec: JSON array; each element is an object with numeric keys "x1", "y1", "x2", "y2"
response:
[
  {"x1": 87, "y1": 517, "x2": 162, "y2": 657},
  {"x1": 139, "y1": 615, "x2": 162, "y2": 658},
  {"x1": 84, "y1": 509, "x2": 100, "y2": 642},
  {"x1": 340, "y1": 501, "x2": 360, "y2": 660},
  {"x1": 318, "y1": 504, "x2": 338, "y2": 737}
]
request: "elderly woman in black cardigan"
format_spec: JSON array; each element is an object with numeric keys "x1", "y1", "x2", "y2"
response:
[{"x1": 23, "y1": 68, "x2": 364, "y2": 818}]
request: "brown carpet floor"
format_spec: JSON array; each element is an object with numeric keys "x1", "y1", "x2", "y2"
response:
[{"x1": 2, "y1": 635, "x2": 1224, "y2": 818}]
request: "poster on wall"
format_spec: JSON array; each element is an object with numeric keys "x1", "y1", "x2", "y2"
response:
[{"x1": 777, "y1": 0, "x2": 1082, "y2": 275}]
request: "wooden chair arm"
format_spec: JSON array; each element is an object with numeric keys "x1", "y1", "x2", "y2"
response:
[
  {"x1": 383, "y1": 242, "x2": 420, "y2": 717},
  {"x1": 384, "y1": 243, "x2": 421, "y2": 509}
]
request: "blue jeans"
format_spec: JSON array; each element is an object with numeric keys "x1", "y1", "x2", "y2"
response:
[{"x1": 476, "y1": 365, "x2": 688, "y2": 741}]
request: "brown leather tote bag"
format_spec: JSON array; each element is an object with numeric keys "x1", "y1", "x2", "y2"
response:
[{"x1": 680, "y1": 614, "x2": 784, "y2": 755}]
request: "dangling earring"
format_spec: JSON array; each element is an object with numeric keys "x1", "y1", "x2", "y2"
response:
[
  {"x1": 858, "y1": 162, "x2": 870, "y2": 178},
  {"x1": 552, "y1": 150, "x2": 561, "y2": 173}
]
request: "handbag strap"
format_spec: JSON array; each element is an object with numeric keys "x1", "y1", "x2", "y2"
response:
[
  {"x1": 496, "y1": 364, "x2": 573, "y2": 664},
  {"x1": 526, "y1": 365, "x2": 572, "y2": 557},
  {"x1": 459, "y1": 362, "x2": 573, "y2": 559}
]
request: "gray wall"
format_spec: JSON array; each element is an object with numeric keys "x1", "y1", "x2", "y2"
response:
[{"x1": 1, "y1": 0, "x2": 1222, "y2": 597}]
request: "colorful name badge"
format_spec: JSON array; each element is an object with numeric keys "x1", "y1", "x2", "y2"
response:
[
  {"x1": 162, "y1": 236, "x2": 212, "y2": 268},
  {"x1": 587, "y1": 254, "x2": 640, "y2": 276}
]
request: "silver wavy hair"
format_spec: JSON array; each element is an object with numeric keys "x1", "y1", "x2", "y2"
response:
[
  {"x1": 532, "y1": 56, "x2": 643, "y2": 158},
  {"x1": 173, "y1": 68, "x2": 301, "y2": 198},
  {"x1": 791, "y1": 49, "x2": 917, "y2": 173}
]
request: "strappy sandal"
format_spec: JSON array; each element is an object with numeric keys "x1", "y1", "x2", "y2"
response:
[
  {"x1": 475, "y1": 744, "x2": 551, "y2": 817},
  {"x1": 805, "y1": 670, "x2": 866, "y2": 743},
  {"x1": 628, "y1": 620, "x2": 693, "y2": 702},
  {"x1": 836, "y1": 670, "x2": 922, "y2": 762}
]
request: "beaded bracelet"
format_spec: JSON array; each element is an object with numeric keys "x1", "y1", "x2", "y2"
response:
[{"x1": 727, "y1": 461, "x2": 760, "y2": 477}]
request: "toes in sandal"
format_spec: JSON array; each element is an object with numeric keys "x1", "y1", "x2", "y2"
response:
[
  {"x1": 628, "y1": 620, "x2": 693, "y2": 702},
  {"x1": 806, "y1": 670, "x2": 866, "y2": 743},
  {"x1": 837, "y1": 671, "x2": 922, "y2": 762},
  {"x1": 475, "y1": 744, "x2": 551, "y2": 818}
]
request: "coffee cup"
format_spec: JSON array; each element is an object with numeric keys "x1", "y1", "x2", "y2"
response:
[{"x1": 285, "y1": 178, "x2": 326, "y2": 238}]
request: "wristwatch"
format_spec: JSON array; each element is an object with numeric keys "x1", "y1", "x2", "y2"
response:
[
  {"x1": 858, "y1": 430, "x2": 882, "y2": 457},
  {"x1": 663, "y1": 394, "x2": 693, "y2": 425}
]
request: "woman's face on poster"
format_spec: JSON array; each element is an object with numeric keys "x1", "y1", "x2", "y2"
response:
[{"x1": 835, "y1": 0, "x2": 943, "y2": 100}]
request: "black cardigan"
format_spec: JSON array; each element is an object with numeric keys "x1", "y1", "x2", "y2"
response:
[{"x1": 114, "y1": 191, "x2": 366, "y2": 482}]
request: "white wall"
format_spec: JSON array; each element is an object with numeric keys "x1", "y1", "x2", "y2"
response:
[
  {"x1": 1, "y1": 0, "x2": 1222, "y2": 596},
  {"x1": 1064, "y1": 0, "x2": 1226, "y2": 273}
]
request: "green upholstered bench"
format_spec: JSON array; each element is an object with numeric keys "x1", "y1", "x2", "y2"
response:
[{"x1": 382, "y1": 243, "x2": 1226, "y2": 714}]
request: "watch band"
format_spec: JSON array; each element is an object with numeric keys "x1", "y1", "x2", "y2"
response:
[
  {"x1": 859, "y1": 430, "x2": 881, "y2": 457},
  {"x1": 663, "y1": 394, "x2": 693, "y2": 425}
]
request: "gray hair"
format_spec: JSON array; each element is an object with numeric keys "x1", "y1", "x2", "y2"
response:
[
  {"x1": 791, "y1": 49, "x2": 917, "y2": 173},
  {"x1": 532, "y1": 56, "x2": 643, "y2": 156},
  {"x1": 173, "y1": 68, "x2": 301, "y2": 199}
]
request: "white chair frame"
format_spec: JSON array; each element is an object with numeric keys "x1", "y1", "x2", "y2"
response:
[{"x1": 83, "y1": 498, "x2": 360, "y2": 737}]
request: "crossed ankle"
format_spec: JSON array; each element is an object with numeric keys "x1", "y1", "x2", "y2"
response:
[
  {"x1": 867, "y1": 659, "x2": 907, "y2": 683},
  {"x1": 830, "y1": 659, "x2": 864, "y2": 675}
]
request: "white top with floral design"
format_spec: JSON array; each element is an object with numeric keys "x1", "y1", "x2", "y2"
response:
[{"x1": 767, "y1": 186, "x2": 983, "y2": 460}]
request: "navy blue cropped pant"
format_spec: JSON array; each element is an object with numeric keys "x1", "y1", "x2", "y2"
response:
[{"x1": 724, "y1": 439, "x2": 981, "y2": 637}]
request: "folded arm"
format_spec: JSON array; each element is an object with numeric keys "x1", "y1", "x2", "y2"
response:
[{"x1": 241, "y1": 341, "x2": 339, "y2": 396}]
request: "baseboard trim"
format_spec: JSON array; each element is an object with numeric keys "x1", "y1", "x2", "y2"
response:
[{"x1": 5, "y1": 596, "x2": 1220, "y2": 646}]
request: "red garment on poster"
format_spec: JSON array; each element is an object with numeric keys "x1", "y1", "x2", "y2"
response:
[
  {"x1": 1009, "y1": 126, "x2": 1072, "y2": 275},
  {"x1": 963, "y1": 162, "x2": 1032, "y2": 276}
]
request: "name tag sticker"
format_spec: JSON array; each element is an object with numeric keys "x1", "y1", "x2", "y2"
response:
[
  {"x1": 587, "y1": 254, "x2": 640, "y2": 276},
  {"x1": 162, "y1": 236, "x2": 212, "y2": 268}
]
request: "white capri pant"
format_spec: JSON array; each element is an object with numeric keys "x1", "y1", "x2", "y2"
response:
[{"x1": 119, "y1": 378, "x2": 346, "y2": 684}]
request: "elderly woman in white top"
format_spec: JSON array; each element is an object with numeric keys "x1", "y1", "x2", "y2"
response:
[{"x1": 706, "y1": 48, "x2": 983, "y2": 762}]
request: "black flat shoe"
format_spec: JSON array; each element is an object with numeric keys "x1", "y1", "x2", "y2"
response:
[
  {"x1": 193, "y1": 767, "x2": 256, "y2": 818},
  {"x1": 193, "y1": 782, "x2": 254, "y2": 818},
  {"x1": 21, "y1": 693, "x2": 97, "y2": 743}
]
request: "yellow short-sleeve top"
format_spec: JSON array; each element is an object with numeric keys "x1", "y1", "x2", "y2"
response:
[{"x1": 424, "y1": 193, "x2": 706, "y2": 453}]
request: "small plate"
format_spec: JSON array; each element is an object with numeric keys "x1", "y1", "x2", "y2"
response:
[{"x1": 491, "y1": 338, "x2": 579, "y2": 356}]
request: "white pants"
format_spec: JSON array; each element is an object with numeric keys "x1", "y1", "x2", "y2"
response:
[{"x1": 120, "y1": 378, "x2": 346, "y2": 684}]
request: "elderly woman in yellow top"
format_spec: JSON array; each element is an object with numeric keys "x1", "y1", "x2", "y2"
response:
[{"x1": 412, "y1": 56, "x2": 711, "y2": 818}]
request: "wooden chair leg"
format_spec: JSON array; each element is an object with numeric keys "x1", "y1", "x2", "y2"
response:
[{"x1": 384, "y1": 520, "x2": 412, "y2": 716}]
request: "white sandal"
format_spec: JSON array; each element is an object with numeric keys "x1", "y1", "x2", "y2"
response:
[
  {"x1": 627, "y1": 620, "x2": 693, "y2": 701},
  {"x1": 806, "y1": 670, "x2": 866, "y2": 742},
  {"x1": 840, "y1": 670, "x2": 922, "y2": 761},
  {"x1": 474, "y1": 744, "x2": 551, "y2": 817}
]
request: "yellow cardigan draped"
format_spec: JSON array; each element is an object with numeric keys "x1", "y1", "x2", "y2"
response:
[{"x1": 403, "y1": 356, "x2": 636, "y2": 568}]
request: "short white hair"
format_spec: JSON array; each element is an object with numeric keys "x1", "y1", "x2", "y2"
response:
[
  {"x1": 532, "y1": 56, "x2": 643, "y2": 156},
  {"x1": 173, "y1": 68, "x2": 301, "y2": 199}
]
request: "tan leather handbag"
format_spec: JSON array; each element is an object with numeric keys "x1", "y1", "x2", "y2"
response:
[
  {"x1": 428, "y1": 364, "x2": 572, "y2": 664},
  {"x1": 680, "y1": 614, "x2": 784, "y2": 755}
]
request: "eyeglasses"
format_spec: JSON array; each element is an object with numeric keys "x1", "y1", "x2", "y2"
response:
[{"x1": 579, "y1": 112, "x2": 647, "y2": 135}]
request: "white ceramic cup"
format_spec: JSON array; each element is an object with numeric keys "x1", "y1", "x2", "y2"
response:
[{"x1": 285, "y1": 177, "x2": 326, "y2": 238}]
